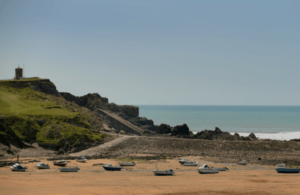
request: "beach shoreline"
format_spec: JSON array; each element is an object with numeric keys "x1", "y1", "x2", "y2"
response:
[{"x1": 0, "y1": 156, "x2": 299, "y2": 195}]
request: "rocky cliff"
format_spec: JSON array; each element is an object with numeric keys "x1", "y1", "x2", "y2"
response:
[{"x1": 60, "y1": 91, "x2": 157, "y2": 133}]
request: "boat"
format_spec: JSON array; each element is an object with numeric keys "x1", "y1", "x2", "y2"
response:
[
  {"x1": 179, "y1": 158, "x2": 187, "y2": 164},
  {"x1": 182, "y1": 161, "x2": 199, "y2": 166},
  {"x1": 153, "y1": 165, "x2": 175, "y2": 176},
  {"x1": 198, "y1": 164, "x2": 210, "y2": 169},
  {"x1": 76, "y1": 156, "x2": 87, "y2": 163},
  {"x1": 10, "y1": 163, "x2": 27, "y2": 172},
  {"x1": 118, "y1": 161, "x2": 136, "y2": 166},
  {"x1": 37, "y1": 162, "x2": 50, "y2": 169},
  {"x1": 197, "y1": 164, "x2": 219, "y2": 174},
  {"x1": 275, "y1": 164, "x2": 300, "y2": 173},
  {"x1": 103, "y1": 163, "x2": 122, "y2": 171},
  {"x1": 59, "y1": 166, "x2": 80, "y2": 172},
  {"x1": 217, "y1": 167, "x2": 229, "y2": 171},
  {"x1": 237, "y1": 160, "x2": 247, "y2": 165},
  {"x1": 198, "y1": 168, "x2": 219, "y2": 174},
  {"x1": 53, "y1": 160, "x2": 67, "y2": 166}
]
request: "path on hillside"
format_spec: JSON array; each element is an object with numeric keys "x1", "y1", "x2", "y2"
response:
[{"x1": 97, "y1": 109, "x2": 145, "y2": 135}]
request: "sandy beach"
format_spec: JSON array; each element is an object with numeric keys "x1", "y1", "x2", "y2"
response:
[{"x1": 1, "y1": 156, "x2": 299, "y2": 195}]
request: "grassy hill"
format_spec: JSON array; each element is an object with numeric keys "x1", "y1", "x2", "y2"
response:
[{"x1": 0, "y1": 80, "x2": 109, "y2": 153}]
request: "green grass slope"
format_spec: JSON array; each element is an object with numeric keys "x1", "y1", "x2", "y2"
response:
[{"x1": 0, "y1": 81, "x2": 107, "y2": 149}]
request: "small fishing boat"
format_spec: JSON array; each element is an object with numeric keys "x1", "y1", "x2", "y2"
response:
[
  {"x1": 237, "y1": 160, "x2": 247, "y2": 165},
  {"x1": 182, "y1": 161, "x2": 199, "y2": 166},
  {"x1": 37, "y1": 162, "x2": 50, "y2": 169},
  {"x1": 275, "y1": 164, "x2": 300, "y2": 173},
  {"x1": 118, "y1": 161, "x2": 136, "y2": 166},
  {"x1": 10, "y1": 163, "x2": 27, "y2": 172},
  {"x1": 197, "y1": 164, "x2": 219, "y2": 174},
  {"x1": 153, "y1": 165, "x2": 175, "y2": 176},
  {"x1": 198, "y1": 168, "x2": 219, "y2": 174},
  {"x1": 53, "y1": 160, "x2": 67, "y2": 166},
  {"x1": 103, "y1": 163, "x2": 122, "y2": 171},
  {"x1": 76, "y1": 156, "x2": 87, "y2": 163},
  {"x1": 179, "y1": 158, "x2": 187, "y2": 164},
  {"x1": 59, "y1": 166, "x2": 80, "y2": 172}
]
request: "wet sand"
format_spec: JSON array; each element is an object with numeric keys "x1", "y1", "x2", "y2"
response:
[{"x1": 0, "y1": 156, "x2": 299, "y2": 195}]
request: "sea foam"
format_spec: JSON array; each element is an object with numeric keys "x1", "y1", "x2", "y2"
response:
[
  {"x1": 191, "y1": 131, "x2": 300, "y2": 141},
  {"x1": 229, "y1": 132, "x2": 300, "y2": 141}
]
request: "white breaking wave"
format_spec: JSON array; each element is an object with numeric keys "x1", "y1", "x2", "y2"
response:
[
  {"x1": 192, "y1": 131, "x2": 300, "y2": 141},
  {"x1": 229, "y1": 132, "x2": 300, "y2": 141}
]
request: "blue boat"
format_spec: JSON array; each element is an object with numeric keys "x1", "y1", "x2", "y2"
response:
[
  {"x1": 10, "y1": 163, "x2": 27, "y2": 172},
  {"x1": 103, "y1": 163, "x2": 122, "y2": 171},
  {"x1": 275, "y1": 164, "x2": 300, "y2": 173}
]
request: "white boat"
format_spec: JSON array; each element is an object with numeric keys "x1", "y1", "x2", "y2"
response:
[
  {"x1": 153, "y1": 165, "x2": 175, "y2": 176},
  {"x1": 237, "y1": 160, "x2": 247, "y2": 165},
  {"x1": 76, "y1": 157, "x2": 87, "y2": 163},
  {"x1": 10, "y1": 163, "x2": 27, "y2": 172},
  {"x1": 37, "y1": 162, "x2": 50, "y2": 169},
  {"x1": 179, "y1": 158, "x2": 187, "y2": 164},
  {"x1": 197, "y1": 164, "x2": 219, "y2": 174},
  {"x1": 59, "y1": 166, "x2": 80, "y2": 172},
  {"x1": 118, "y1": 161, "x2": 136, "y2": 166},
  {"x1": 182, "y1": 161, "x2": 199, "y2": 166}
]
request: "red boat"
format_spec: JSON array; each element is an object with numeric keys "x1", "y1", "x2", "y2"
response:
[{"x1": 53, "y1": 160, "x2": 67, "y2": 166}]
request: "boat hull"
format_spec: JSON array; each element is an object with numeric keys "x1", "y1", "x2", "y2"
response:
[
  {"x1": 183, "y1": 163, "x2": 199, "y2": 166},
  {"x1": 118, "y1": 163, "x2": 135, "y2": 166},
  {"x1": 153, "y1": 172, "x2": 174, "y2": 176},
  {"x1": 11, "y1": 169, "x2": 26, "y2": 172},
  {"x1": 76, "y1": 160, "x2": 86, "y2": 163},
  {"x1": 276, "y1": 168, "x2": 300, "y2": 173},
  {"x1": 153, "y1": 170, "x2": 175, "y2": 176},
  {"x1": 54, "y1": 163, "x2": 67, "y2": 166},
  {"x1": 198, "y1": 169, "x2": 219, "y2": 174},
  {"x1": 103, "y1": 166, "x2": 122, "y2": 171},
  {"x1": 59, "y1": 168, "x2": 78, "y2": 172},
  {"x1": 37, "y1": 166, "x2": 50, "y2": 169}
]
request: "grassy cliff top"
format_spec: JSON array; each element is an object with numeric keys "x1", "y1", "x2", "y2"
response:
[{"x1": 0, "y1": 81, "x2": 108, "y2": 147}]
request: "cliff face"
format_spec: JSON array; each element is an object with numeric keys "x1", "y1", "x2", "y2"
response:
[
  {"x1": 6, "y1": 79, "x2": 60, "y2": 96},
  {"x1": 59, "y1": 91, "x2": 158, "y2": 133},
  {"x1": 60, "y1": 92, "x2": 108, "y2": 111},
  {"x1": 106, "y1": 103, "x2": 138, "y2": 117}
]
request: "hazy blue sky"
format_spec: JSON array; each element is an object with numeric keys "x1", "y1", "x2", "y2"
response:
[{"x1": 1, "y1": 0, "x2": 300, "y2": 105}]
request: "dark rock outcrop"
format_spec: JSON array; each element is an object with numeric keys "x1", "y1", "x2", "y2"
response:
[
  {"x1": 156, "y1": 124, "x2": 172, "y2": 134},
  {"x1": 106, "y1": 103, "x2": 139, "y2": 118},
  {"x1": 172, "y1": 124, "x2": 190, "y2": 136},
  {"x1": 126, "y1": 117, "x2": 158, "y2": 132},
  {"x1": 193, "y1": 127, "x2": 258, "y2": 141},
  {"x1": 249, "y1": 132, "x2": 258, "y2": 141},
  {"x1": 193, "y1": 127, "x2": 235, "y2": 140}
]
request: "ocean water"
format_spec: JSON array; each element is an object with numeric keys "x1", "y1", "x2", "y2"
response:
[{"x1": 138, "y1": 105, "x2": 300, "y2": 141}]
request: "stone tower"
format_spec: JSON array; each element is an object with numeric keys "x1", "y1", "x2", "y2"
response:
[{"x1": 15, "y1": 67, "x2": 23, "y2": 79}]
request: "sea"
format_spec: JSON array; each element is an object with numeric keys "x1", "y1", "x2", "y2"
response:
[{"x1": 138, "y1": 105, "x2": 300, "y2": 141}]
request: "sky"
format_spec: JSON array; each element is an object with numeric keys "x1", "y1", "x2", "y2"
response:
[{"x1": 1, "y1": 0, "x2": 300, "y2": 105}]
